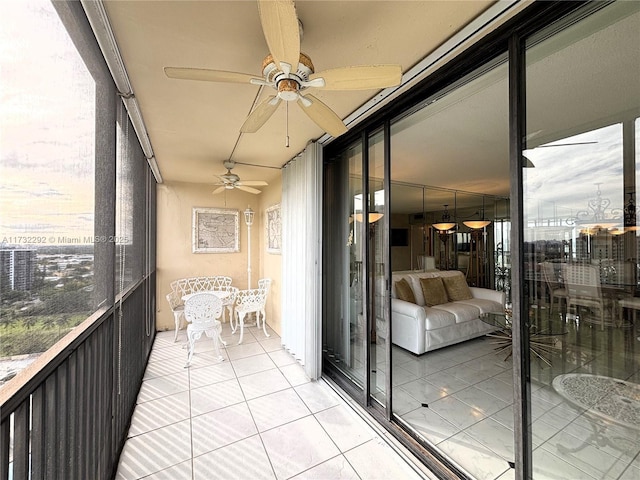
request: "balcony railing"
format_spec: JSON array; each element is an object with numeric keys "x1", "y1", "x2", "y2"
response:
[{"x1": 0, "y1": 275, "x2": 155, "y2": 480}]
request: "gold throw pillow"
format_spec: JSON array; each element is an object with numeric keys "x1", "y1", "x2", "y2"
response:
[
  {"x1": 442, "y1": 275, "x2": 473, "y2": 301},
  {"x1": 420, "y1": 277, "x2": 448, "y2": 307},
  {"x1": 395, "y1": 278, "x2": 416, "y2": 304}
]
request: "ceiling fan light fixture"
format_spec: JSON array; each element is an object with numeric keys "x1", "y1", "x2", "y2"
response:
[{"x1": 164, "y1": 0, "x2": 402, "y2": 138}]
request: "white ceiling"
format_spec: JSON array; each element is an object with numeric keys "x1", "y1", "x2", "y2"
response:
[
  {"x1": 101, "y1": 1, "x2": 640, "y2": 216},
  {"x1": 101, "y1": 0, "x2": 494, "y2": 188}
]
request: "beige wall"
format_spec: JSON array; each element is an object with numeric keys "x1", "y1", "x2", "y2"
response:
[{"x1": 156, "y1": 178, "x2": 282, "y2": 334}]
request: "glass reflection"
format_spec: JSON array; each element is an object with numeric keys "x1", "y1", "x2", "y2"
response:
[
  {"x1": 323, "y1": 142, "x2": 366, "y2": 389},
  {"x1": 389, "y1": 52, "x2": 512, "y2": 479},
  {"x1": 525, "y1": 2, "x2": 640, "y2": 478}
]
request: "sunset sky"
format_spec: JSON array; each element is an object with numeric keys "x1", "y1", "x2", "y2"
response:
[{"x1": 0, "y1": 0, "x2": 95, "y2": 244}]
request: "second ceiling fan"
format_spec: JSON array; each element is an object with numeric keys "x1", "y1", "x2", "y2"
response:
[
  {"x1": 164, "y1": 0, "x2": 402, "y2": 138},
  {"x1": 213, "y1": 160, "x2": 268, "y2": 195}
]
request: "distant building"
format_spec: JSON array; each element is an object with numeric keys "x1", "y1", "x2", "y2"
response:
[{"x1": 0, "y1": 249, "x2": 37, "y2": 291}]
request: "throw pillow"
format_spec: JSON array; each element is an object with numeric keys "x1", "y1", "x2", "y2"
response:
[
  {"x1": 420, "y1": 277, "x2": 448, "y2": 307},
  {"x1": 442, "y1": 275, "x2": 473, "y2": 301},
  {"x1": 395, "y1": 278, "x2": 416, "y2": 304}
]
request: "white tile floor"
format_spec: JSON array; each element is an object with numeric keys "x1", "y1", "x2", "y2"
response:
[
  {"x1": 116, "y1": 323, "x2": 434, "y2": 480},
  {"x1": 387, "y1": 330, "x2": 640, "y2": 480}
]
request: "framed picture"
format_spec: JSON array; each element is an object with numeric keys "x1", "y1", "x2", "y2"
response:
[
  {"x1": 192, "y1": 207, "x2": 239, "y2": 253},
  {"x1": 266, "y1": 204, "x2": 281, "y2": 254}
]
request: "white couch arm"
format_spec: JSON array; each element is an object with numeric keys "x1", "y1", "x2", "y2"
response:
[
  {"x1": 470, "y1": 287, "x2": 505, "y2": 305},
  {"x1": 391, "y1": 298, "x2": 427, "y2": 355}
]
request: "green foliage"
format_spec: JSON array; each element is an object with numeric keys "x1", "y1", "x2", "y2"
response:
[{"x1": 1, "y1": 328, "x2": 70, "y2": 356}]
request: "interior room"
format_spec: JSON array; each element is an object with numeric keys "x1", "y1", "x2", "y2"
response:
[{"x1": 322, "y1": 2, "x2": 639, "y2": 478}]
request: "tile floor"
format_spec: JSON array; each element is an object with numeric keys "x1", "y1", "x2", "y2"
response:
[
  {"x1": 115, "y1": 323, "x2": 435, "y2": 480},
  {"x1": 381, "y1": 316, "x2": 640, "y2": 480}
]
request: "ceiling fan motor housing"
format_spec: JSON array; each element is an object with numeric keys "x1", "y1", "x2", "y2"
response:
[{"x1": 262, "y1": 53, "x2": 314, "y2": 101}]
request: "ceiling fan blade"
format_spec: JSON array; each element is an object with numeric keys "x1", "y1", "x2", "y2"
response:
[
  {"x1": 237, "y1": 180, "x2": 269, "y2": 187},
  {"x1": 257, "y1": 0, "x2": 300, "y2": 72},
  {"x1": 235, "y1": 185, "x2": 262, "y2": 194},
  {"x1": 212, "y1": 186, "x2": 227, "y2": 195},
  {"x1": 164, "y1": 67, "x2": 259, "y2": 84},
  {"x1": 240, "y1": 95, "x2": 281, "y2": 133},
  {"x1": 310, "y1": 65, "x2": 402, "y2": 90},
  {"x1": 297, "y1": 94, "x2": 348, "y2": 138}
]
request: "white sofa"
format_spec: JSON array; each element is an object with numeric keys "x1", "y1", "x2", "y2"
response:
[{"x1": 389, "y1": 270, "x2": 505, "y2": 355}]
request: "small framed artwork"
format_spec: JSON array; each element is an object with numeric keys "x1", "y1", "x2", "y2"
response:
[
  {"x1": 266, "y1": 204, "x2": 281, "y2": 254},
  {"x1": 192, "y1": 207, "x2": 239, "y2": 253}
]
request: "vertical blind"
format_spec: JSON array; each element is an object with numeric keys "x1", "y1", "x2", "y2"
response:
[{"x1": 281, "y1": 142, "x2": 322, "y2": 380}]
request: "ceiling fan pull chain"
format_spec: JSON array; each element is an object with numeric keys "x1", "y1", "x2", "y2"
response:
[{"x1": 285, "y1": 101, "x2": 290, "y2": 148}]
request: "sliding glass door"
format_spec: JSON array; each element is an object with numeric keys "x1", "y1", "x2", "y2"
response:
[{"x1": 523, "y1": 2, "x2": 640, "y2": 478}]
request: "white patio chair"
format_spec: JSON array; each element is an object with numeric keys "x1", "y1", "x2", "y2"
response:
[
  {"x1": 165, "y1": 289, "x2": 186, "y2": 342},
  {"x1": 542, "y1": 261, "x2": 568, "y2": 318},
  {"x1": 258, "y1": 277, "x2": 272, "y2": 292},
  {"x1": 232, "y1": 285, "x2": 270, "y2": 344},
  {"x1": 563, "y1": 264, "x2": 605, "y2": 329},
  {"x1": 184, "y1": 292, "x2": 225, "y2": 367},
  {"x1": 218, "y1": 285, "x2": 239, "y2": 323}
]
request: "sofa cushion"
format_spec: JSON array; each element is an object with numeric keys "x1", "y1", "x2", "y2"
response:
[
  {"x1": 420, "y1": 277, "x2": 448, "y2": 307},
  {"x1": 432, "y1": 302, "x2": 480, "y2": 323},
  {"x1": 424, "y1": 307, "x2": 457, "y2": 329},
  {"x1": 456, "y1": 298, "x2": 504, "y2": 314},
  {"x1": 395, "y1": 278, "x2": 416, "y2": 304},
  {"x1": 442, "y1": 274, "x2": 473, "y2": 301}
]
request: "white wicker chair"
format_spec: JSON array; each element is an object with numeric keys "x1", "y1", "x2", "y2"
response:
[{"x1": 184, "y1": 292, "x2": 225, "y2": 367}]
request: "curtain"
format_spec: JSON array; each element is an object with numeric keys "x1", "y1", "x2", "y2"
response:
[{"x1": 281, "y1": 141, "x2": 322, "y2": 380}]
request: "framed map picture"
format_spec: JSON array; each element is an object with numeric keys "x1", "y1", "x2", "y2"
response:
[
  {"x1": 266, "y1": 204, "x2": 281, "y2": 254},
  {"x1": 192, "y1": 207, "x2": 239, "y2": 253}
]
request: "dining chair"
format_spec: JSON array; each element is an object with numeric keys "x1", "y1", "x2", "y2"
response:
[
  {"x1": 165, "y1": 289, "x2": 186, "y2": 342},
  {"x1": 184, "y1": 292, "x2": 225, "y2": 367},
  {"x1": 563, "y1": 263, "x2": 605, "y2": 329},
  {"x1": 258, "y1": 277, "x2": 272, "y2": 292},
  {"x1": 232, "y1": 284, "x2": 270, "y2": 344},
  {"x1": 542, "y1": 261, "x2": 568, "y2": 318},
  {"x1": 219, "y1": 285, "x2": 239, "y2": 323}
]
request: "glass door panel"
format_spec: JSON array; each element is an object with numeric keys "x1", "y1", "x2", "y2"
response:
[
  {"x1": 524, "y1": 2, "x2": 640, "y2": 477},
  {"x1": 323, "y1": 141, "x2": 366, "y2": 390},
  {"x1": 390, "y1": 54, "x2": 511, "y2": 479},
  {"x1": 368, "y1": 129, "x2": 387, "y2": 406}
]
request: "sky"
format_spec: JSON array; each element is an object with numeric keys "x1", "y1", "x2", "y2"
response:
[{"x1": 0, "y1": 0, "x2": 95, "y2": 244}]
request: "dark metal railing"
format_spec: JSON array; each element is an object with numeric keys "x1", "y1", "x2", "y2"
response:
[{"x1": 0, "y1": 274, "x2": 155, "y2": 480}]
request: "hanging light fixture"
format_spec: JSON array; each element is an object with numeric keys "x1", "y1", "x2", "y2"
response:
[
  {"x1": 432, "y1": 204, "x2": 456, "y2": 232},
  {"x1": 353, "y1": 212, "x2": 384, "y2": 223},
  {"x1": 463, "y1": 197, "x2": 492, "y2": 229}
]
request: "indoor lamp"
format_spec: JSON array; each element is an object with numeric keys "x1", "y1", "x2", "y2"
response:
[
  {"x1": 432, "y1": 205, "x2": 456, "y2": 232},
  {"x1": 463, "y1": 219, "x2": 492, "y2": 229},
  {"x1": 353, "y1": 212, "x2": 384, "y2": 223}
]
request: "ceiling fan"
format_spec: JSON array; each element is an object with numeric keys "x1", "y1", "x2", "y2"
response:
[
  {"x1": 164, "y1": 0, "x2": 402, "y2": 138},
  {"x1": 213, "y1": 160, "x2": 268, "y2": 195}
]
